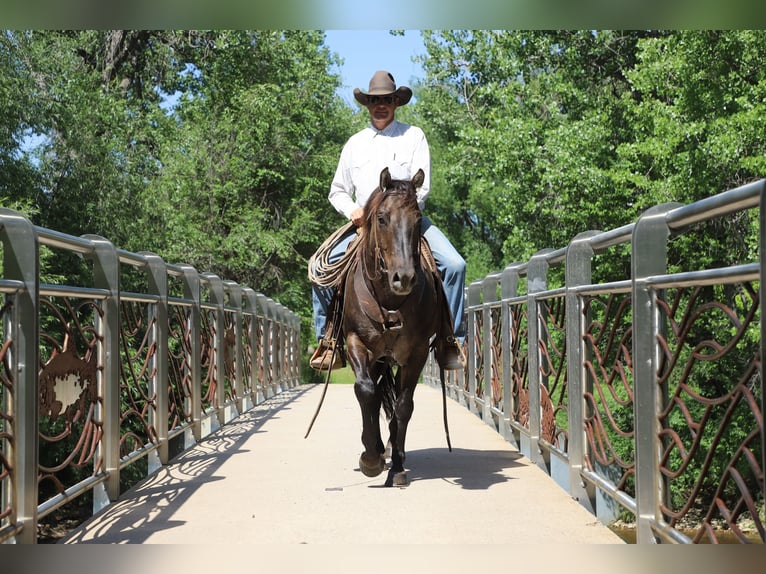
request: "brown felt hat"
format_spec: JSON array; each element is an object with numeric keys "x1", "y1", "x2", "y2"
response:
[{"x1": 353, "y1": 70, "x2": 412, "y2": 106}]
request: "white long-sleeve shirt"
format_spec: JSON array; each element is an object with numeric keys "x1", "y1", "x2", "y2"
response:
[{"x1": 328, "y1": 120, "x2": 431, "y2": 219}]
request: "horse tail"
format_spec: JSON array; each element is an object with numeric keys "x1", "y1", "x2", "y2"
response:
[{"x1": 379, "y1": 363, "x2": 397, "y2": 421}]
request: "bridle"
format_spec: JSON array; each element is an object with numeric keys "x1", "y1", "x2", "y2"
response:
[
  {"x1": 362, "y1": 186, "x2": 421, "y2": 282},
  {"x1": 356, "y1": 187, "x2": 423, "y2": 332}
]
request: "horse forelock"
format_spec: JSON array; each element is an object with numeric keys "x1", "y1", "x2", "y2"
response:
[{"x1": 362, "y1": 181, "x2": 418, "y2": 227}]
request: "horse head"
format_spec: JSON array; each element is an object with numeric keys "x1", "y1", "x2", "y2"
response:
[{"x1": 363, "y1": 167, "x2": 425, "y2": 297}]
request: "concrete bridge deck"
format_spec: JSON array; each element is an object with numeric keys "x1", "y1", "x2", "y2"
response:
[{"x1": 60, "y1": 383, "x2": 623, "y2": 544}]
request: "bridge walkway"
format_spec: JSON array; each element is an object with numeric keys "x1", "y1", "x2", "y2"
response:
[{"x1": 59, "y1": 383, "x2": 623, "y2": 544}]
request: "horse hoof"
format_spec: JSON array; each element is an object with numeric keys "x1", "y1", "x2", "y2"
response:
[
  {"x1": 359, "y1": 453, "x2": 385, "y2": 477},
  {"x1": 392, "y1": 471, "x2": 409, "y2": 487}
]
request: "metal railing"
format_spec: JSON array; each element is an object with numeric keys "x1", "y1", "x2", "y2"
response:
[
  {"x1": 0, "y1": 209, "x2": 301, "y2": 544},
  {"x1": 424, "y1": 179, "x2": 766, "y2": 544}
]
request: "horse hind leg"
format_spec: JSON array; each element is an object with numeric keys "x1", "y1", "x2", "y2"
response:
[{"x1": 385, "y1": 416, "x2": 409, "y2": 487}]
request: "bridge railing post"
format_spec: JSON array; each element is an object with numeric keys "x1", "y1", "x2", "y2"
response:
[
  {"x1": 82, "y1": 234, "x2": 121, "y2": 510},
  {"x1": 527, "y1": 249, "x2": 553, "y2": 468},
  {"x1": 275, "y1": 302, "x2": 286, "y2": 391},
  {"x1": 141, "y1": 252, "x2": 170, "y2": 467},
  {"x1": 242, "y1": 287, "x2": 261, "y2": 406},
  {"x1": 500, "y1": 262, "x2": 521, "y2": 447},
  {"x1": 761, "y1": 184, "x2": 766, "y2": 511},
  {"x1": 288, "y1": 310, "x2": 300, "y2": 387},
  {"x1": 565, "y1": 231, "x2": 602, "y2": 514},
  {"x1": 255, "y1": 294, "x2": 272, "y2": 398},
  {"x1": 179, "y1": 264, "x2": 202, "y2": 443},
  {"x1": 267, "y1": 298, "x2": 279, "y2": 395},
  {"x1": 631, "y1": 202, "x2": 681, "y2": 544},
  {"x1": 224, "y1": 281, "x2": 245, "y2": 415},
  {"x1": 0, "y1": 209, "x2": 40, "y2": 544},
  {"x1": 466, "y1": 280, "x2": 482, "y2": 414},
  {"x1": 482, "y1": 273, "x2": 501, "y2": 428},
  {"x1": 201, "y1": 273, "x2": 226, "y2": 428}
]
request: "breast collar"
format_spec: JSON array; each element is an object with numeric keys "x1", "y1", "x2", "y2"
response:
[{"x1": 351, "y1": 259, "x2": 423, "y2": 332}]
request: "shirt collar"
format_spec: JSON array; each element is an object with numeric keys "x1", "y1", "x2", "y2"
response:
[{"x1": 369, "y1": 120, "x2": 400, "y2": 137}]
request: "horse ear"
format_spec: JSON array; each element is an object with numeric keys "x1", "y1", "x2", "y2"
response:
[
  {"x1": 412, "y1": 169, "x2": 425, "y2": 189},
  {"x1": 380, "y1": 167, "x2": 391, "y2": 191}
]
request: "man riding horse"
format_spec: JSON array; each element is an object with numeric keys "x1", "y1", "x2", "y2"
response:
[{"x1": 310, "y1": 70, "x2": 466, "y2": 372}]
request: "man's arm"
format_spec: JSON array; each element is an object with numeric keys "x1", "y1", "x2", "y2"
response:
[
  {"x1": 412, "y1": 127, "x2": 431, "y2": 210},
  {"x1": 328, "y1": 143, "x2": 358, "y2": 220}
]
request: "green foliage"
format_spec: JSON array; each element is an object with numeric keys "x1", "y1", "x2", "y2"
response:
[
  {"x1": 1, "y1": 30, "x2": 354, "y2": 347},
  {"x1": 413, "y1": 30, "x2": 766, "y2": 283}
]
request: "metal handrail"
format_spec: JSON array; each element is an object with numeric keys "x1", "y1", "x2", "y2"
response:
[
  {"x1": 424, "y1": 178, "x2": 766, "y2": 544},
  {"x1": 0, "y1": 211, "x2": 302, "y2": 544}
]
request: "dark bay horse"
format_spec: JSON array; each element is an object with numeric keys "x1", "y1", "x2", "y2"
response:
[{"x1": 343, "y1": 167, "x2": 442, "y2": 487}]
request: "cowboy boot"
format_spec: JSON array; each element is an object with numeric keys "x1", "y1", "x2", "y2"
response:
[
  {"x1": 435, "y1": 335, "x2": 465, "y2": 370},
  {"x1": 310, "y1": 288, "x2": 345, "y2": 371},
  {"x1": 430, "y1": 268, "x2": 465, "y2": 371}
]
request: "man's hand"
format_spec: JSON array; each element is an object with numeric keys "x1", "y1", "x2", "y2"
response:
[{"x1": 350, "y1": 207, "x2": 365, "y2": 227}]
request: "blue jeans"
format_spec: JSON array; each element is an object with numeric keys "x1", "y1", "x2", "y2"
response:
[{"x1": 311, "y1": 215, "x2": 466, "y2": 343}]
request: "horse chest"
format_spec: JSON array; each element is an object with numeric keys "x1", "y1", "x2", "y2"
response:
[{"x1": 346, "y1": 265, "x2": 432, "y2": 362}]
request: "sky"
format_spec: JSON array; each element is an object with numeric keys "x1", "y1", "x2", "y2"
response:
[{"x1": 323, "y1": 30, "x2": 426, "y2": 106}]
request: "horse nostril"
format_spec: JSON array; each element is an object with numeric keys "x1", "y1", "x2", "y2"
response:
[{"x1": 390, "y1": 271, "x2": 415, "y2": 295}]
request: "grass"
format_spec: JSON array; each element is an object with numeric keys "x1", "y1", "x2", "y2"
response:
[
  {"x1": 304, "y1": 363, "x2": 356, "y2": 385},
  {"x1": 330, "y1": 366, "x2": 357, "y2": 384}
]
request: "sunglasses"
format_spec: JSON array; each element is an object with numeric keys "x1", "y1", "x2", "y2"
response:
[{"x1": 367, "y1": 95, "x2": 397, "y2": 105}]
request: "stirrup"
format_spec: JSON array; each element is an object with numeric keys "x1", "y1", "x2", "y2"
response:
[
  {"x1": 436, "y1": 336, "x2": 465, "y2": 371},
  {"x1": 310, "y1": 340, "x2": 344, "y2": 371}
]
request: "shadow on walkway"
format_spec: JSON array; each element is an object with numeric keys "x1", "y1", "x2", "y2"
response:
[
  {"x1": 60, "y1": 383, "x2": 623, "y2": 544},
  {"x1": 63, "y1": 386, "x2": 311, "y2": 544},
  {"x1": 404, "y1": 447, "x2": 525, "y2": 490}
]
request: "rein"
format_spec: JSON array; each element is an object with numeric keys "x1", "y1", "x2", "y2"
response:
[{"x1": 362, "y1": 208, "x2": 387, "y2": 282}]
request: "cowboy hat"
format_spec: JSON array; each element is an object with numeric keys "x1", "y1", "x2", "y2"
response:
[{"x1": 353, "y1": 70, "x2": 412, "y2": 106}]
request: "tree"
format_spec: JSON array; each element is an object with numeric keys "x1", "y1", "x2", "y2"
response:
[
  {"x1": 1, "y1": 30, "x2": 357, "y2": 343},
  {"x1": 414, "y1": 30, "x2": 766, "y2": 281},
  {"x1": 136, "y1": 31, "x2": 354, "y2": 333},
  {"x1": 414, "y1": 31, "x2": 671, "y2": 281},
  {"x1": 0, "y1": 31, "x2": 42, "y2": 214},
  {"x1": 1, "y1": 31, "x2": 187, "y2": 247}
]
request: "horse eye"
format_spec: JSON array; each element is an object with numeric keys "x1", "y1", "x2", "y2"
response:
[{"x1": 377, "y1": 213, "x2": 387, "y2": 226}]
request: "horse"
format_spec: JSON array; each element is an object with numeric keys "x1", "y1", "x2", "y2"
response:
[{"x1": 342, "y1": 167, "x2": 446, "y2": 487}]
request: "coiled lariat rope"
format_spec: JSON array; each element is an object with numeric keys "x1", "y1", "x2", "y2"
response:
[{"x1": 308, "y1": 221, "x2": 362, "y2": 288}]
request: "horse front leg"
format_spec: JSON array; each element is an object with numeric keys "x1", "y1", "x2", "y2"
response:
[
  {"x1": 386, "y1": 367, "x2": 419, "y2": 487},
  {"x1": 347, "y1": 335, "x2": 386, "y2": 478}
]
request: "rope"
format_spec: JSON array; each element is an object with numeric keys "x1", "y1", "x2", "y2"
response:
[
  {"x1": 440, "y1": 366, "x2": 453, "y2": 452},
  {"x1": 303, "y1": 343, "x2": 338, "y2": 439},
  {"x1": 308, "y1": 221, "x2": 362, "y2": 288}
]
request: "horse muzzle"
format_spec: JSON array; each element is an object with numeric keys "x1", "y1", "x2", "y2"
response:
[{"x1": 389, "y1": 269, "x2": 416, "y2": 295}]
